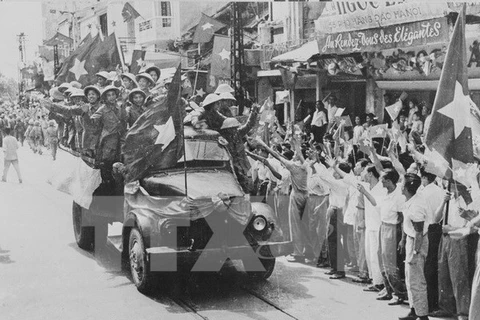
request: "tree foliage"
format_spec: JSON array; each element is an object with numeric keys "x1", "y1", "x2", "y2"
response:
[{"x1": 0, "y1": 73, "x2": 18, "y2": 100}]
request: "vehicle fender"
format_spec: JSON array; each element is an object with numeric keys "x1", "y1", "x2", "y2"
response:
[
  {"x1": 251, "y1": 202, "x2": 276, "y2": 223},
  {"x1": 251, "y1": 202, "x2": 284, "y2": 242},
  {"x1": 122, "y1": 209, "x2": 158, "y2": 248}
]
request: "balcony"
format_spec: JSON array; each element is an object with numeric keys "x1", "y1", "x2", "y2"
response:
[{"x1": 137, "y1": 16, "x2": 177, "y2": 45}]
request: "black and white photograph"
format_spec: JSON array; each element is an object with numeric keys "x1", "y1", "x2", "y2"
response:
[{"x1": 1, "y1": 1, "x2": 480, "y2": 320}]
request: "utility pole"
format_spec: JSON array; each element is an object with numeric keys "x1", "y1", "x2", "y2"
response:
[
  {"x1": 230, "y1": 2, "x2": 245, "y2": 114},
  {"x1": 17, "y1": 32, "x2": 27, "y2": 93}
]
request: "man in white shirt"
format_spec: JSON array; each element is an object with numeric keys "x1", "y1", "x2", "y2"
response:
[
  {"x1": 304, "y1": 101, "x2": 327, "y2": 143},
  {"x1": 399, "y1": 173, "x2": 429, "y2": 320},
  {"x1": 1, "y1": 128, "x2": 22, "y2": 183},
  {"x1": 357, "y1": 165, "x2": 387, "y2": 292},
  {"x1": 256, "y1": 138, "x2": 309, "y2": 263},
  {"x1": 325, "y1": 95, "x2": 339, "y2": 132},
  {"x1": 360, "y1": 169, "x2": 407, "y2": 303},
  {"x1": 313, "y1": 160, "x2": 350, "y2": 279},
  {"x1": 418, "y1": 169, "x2": 445, "y2": 313},
  {"x1": 430, "y1": 187, "x2": 471, "y2": 320}
]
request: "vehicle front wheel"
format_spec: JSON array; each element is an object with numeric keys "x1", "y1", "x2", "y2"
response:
[
  {"x1": 244, "y1": 257, "x2": 276, "y2": 280},
  {"x1": 128, "y1": 228, "x2": 157, "y2": 294}
]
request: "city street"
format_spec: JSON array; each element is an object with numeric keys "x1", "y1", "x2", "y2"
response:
[{"x1": 0, "y1": 145, "x2": 426, "y2": 320}]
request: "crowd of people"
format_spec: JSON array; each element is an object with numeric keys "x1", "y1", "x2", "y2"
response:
[
  {"x1": 1, "y1": 63, "x2": 480, "y2": 320},
  {"x1": 242, "y1": 93, "x2": 480, "y2": 320}
]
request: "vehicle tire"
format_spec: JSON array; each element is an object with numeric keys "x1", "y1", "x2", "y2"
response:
[
  {"x1": 72, "y1": 202, "x2": 94, "y2": 250},
  {"x1": 244, "y1": 257, "x2": 276, "y2": 280},
  {"x1": 128, "y1": 228, "x2": 157, "y2": 294}
]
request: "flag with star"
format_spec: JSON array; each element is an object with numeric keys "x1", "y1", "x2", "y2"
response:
[
  {"x1": 208, "y1": 35, "x2": 231, "y2": 91},
  {"x1": 192, "y1": 13, "x2": 226, "y2": 44},
  {"x1": 334, "y1": 115, "x2": 353, "y2": 128},
  {"x1": 425, "y1": 5, "x2": 474, "y2": 169},
  {"x1": 130, "y1": 49, "x2": 146, "y2": 74},
  {"x1": 358, "y1": 137, "x2": 372, "y2": 155},
  {"x1": 55, "y1": 33, "x2": 122, "y2": 86},
  {"x1": 385, "y1": 100, "x2": 403, "y2": 121},
  {"x1": 368, "y1": 124, "x2": 388, "y2": 139},
  {"x1": 123, "y1": 65, "x2": 185, "y2": 183}
]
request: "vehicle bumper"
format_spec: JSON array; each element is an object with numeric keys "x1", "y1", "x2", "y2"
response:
[{"x1": 146, "y1": 241, "x2": 293, "y2": 271}]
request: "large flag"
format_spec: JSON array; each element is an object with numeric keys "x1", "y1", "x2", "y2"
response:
[
  {"x1": 208, "y1": 35, "x2": 231, "y2": 91},
  {"x1": 123, "y1": 65, "x2": 184, "y2": 182},
  {"x1": 424, "y1": 5, "x2": 477, "y2": 205},
  {"x1": 192, "y1": 13, "x2": 226, "y2": 44},
  {"x1": 56, "y1": 33, "x2": 122, "y2": 86},
  {"x1": 425, "y1": 5, "x2": 474, "y2": 172},
  {"x1": 122, "y1": 2, "x2": 141, "y2": 22},
  {"x1": 130, "y1": 49, "x2": 146, "y2": 74}
]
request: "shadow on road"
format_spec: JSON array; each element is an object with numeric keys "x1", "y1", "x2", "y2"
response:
[
  {"x1": 0, "y1": 247, "x2": 14, "y2": 264},
  {"x1": 69, "y1": 239, "x2": 316, "y2": 318}
]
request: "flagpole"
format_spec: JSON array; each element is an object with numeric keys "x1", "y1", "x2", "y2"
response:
[
  {"x1": 113, "y1": 31, "x2": 126, "y2": 71},
  {"x1": 445, "y1": 180, "x2": 451, "y2": 225},
  {"x1": 182, "y1": 120, "x2": 188, "y2": 197},
  {"x1": 192, "y1": 60, "x2": 201, "y2": 98}
]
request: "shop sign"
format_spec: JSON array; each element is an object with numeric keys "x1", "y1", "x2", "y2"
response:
[
  {"x1": 315, "y1": 1, "x2": 449, "y2": 34},
  {"x1": 317, "y1": 17, "x2": 449, "y2": 55}
]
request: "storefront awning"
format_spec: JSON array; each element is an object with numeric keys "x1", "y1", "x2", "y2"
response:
[
  {"x1": 376, "y1": 79, "x2": 480, "y2": 91},
  {"x1": 271, "y1": 41, "x2": 319, "y2": 63}
]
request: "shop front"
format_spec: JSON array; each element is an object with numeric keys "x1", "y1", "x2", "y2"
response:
[{"x1": 262, "y1": 2, "x2": 480, "y2": 127}]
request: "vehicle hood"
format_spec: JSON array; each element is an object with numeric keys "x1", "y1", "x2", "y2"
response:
[{"x1": 125, "y1": 171, "x2": 250, "y2": 225}]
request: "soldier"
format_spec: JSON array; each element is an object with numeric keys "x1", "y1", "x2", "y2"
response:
[
  {"x1": 125, "y1": 88, "x2": 147, "y2": 128},
  {"x1": 45, "y1": 120, "x2": 59, "y2": 161},
  {"x1": 14, "y1": 116, "x2": 26, "y2": 146},
  {"x1": 42, "y1": 86, "x2": 102, "y2": 158},
  {"x1": 69, "y1": 89, "x2": 88, "y2": 151},
  {"x1": 95, "y1": 71, "x2": 110, "y2": 89},
  {"x1": 136, "y1": 73, "x2": 155, "y2": 97},
  {"x1": 92, "y1": 85, "x2": 127, "y2": 164},
  {"x1": 120, "y1": 73, "x2": 138, "y2": 103},
  {"x1": 24, "y1": 119, "x2": 34, "y2": 151},
  {"x1": 29, "y1": 120, "x2": 44, "y2": 154},
  {"x1": 145, "y1": 66, "x2": 161, "y2": 85}
]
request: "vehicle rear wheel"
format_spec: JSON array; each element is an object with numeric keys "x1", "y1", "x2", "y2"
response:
[
  {"x1": 72, "y1": 202, "x2": 94, "y2": 250},
  {"x1": 128, "y1": 228, "x2": 157, "y2": 294},
  {"x1": 72, "y1": 202, "x2": 108, "y2": 251},
  {"x1": 244, "y1": 257, "x2": 276, "y2": 280}
]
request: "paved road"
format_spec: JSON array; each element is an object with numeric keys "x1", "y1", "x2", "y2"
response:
[{"x1": 1, "y1": 145, "x2": 436, "y2": 320}]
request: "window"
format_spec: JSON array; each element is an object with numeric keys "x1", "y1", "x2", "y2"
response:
[
  {"x1": 162, "y1": 18, "x2": 171, "y2": 27},
  {"x1": 155, "y1": 1, "x2": 171, "y2": 17},
  {"x1": 161, "y1": 1, "x2": 171, "y2": 16}
]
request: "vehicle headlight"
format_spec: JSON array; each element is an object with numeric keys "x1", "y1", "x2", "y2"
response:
[{"x1": 252, "y1": 215, "x2": 267, "y2": 231}]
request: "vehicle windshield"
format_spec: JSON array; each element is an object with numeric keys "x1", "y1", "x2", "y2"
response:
[{"x1": 169, "y1": 139, "x2": 230, "y2": 169}]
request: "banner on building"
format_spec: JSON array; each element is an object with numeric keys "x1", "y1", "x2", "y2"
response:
[
  {"x1": 317, "y1": 17, "x2": 449, "y2": 55},
  {"x1": 315, "y1": 2, "x2": 448, "y2": 34}
]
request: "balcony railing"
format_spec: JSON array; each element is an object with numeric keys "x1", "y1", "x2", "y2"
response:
[{"x1": 137, "y1": 16, "x2": 177, "y2": 45}]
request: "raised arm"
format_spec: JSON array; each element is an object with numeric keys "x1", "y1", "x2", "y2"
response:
[
  {"x1": 255, "y1": 138, "x2": 284, "y2": 164},
  {"x1": 239, "y1": 104, "x2": 260, "y2": 136},
  {"x1": 369, "y1": 143, "x2": 384, "y2": 174},
  {"x1": 386, "y1": 139, "x2": 406, "y2": 176}
]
